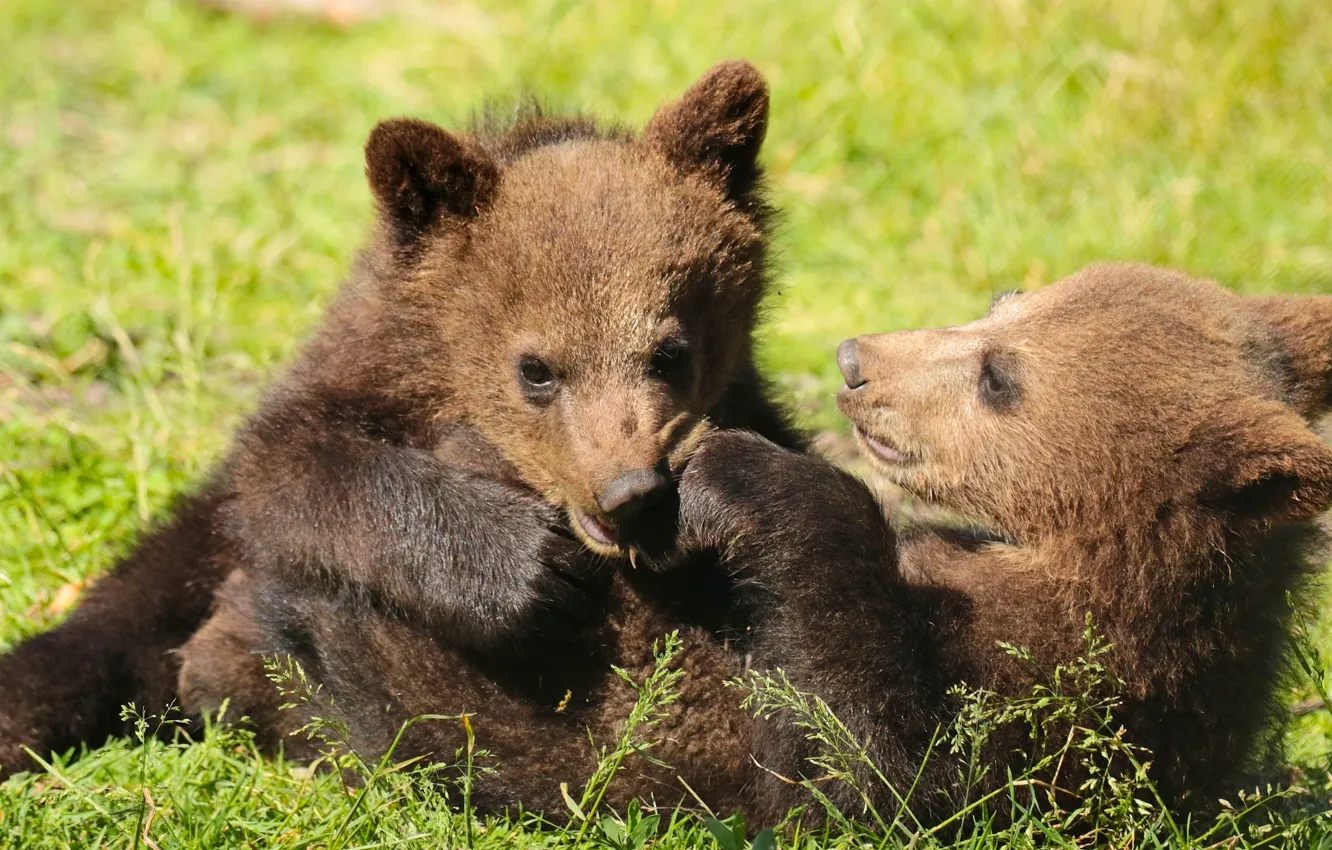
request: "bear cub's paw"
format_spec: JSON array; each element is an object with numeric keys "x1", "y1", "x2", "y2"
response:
[
  {"x1": 440, "y1": 493, "x2": 612, "y2": 648},
  {"x1": 677, "y1": 431, "x2": 850, "y2": 543},
  {"x1": 524, "y1": 515, "x2": 614, "y2": 636},
  {"x1": 676, "y1": 430, "x2": 893, "y2": 590}
]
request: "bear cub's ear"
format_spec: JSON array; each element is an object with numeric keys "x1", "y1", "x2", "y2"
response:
[
  {"x1": 1246, "y1": 295, "x2": 1332, "y2": 418},
  {"x1": 1199, "y1": 400, "x2": 1332, "y2": 528},
  {"x1": 365, "y1": 118, "x2": 499, "y2": 245},
  {"x1": 645, "y1": 59, "x2": 769, "y2": 203}
]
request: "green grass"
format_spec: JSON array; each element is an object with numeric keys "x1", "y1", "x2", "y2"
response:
[{"x1": 2, "y1": 0, "x2": 1331, "y2": 845}]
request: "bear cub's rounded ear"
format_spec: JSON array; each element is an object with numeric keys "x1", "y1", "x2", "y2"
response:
[
  {"x1": 365, "y1": 118, "x2": 499, "y2": 244},
  {"x1": 1245, "y1": 295, "x2": 1332, "y2": 419},
  {"x1": 1198, "y1": 400, "x2": 1332, "y2": 528},
  {"x1": 644, "y1": 59, "x2": 769, "y2": 204}
]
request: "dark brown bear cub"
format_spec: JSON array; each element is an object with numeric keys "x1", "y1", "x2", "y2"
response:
[{"x1": 0, "y1": 60, "x2": 800, "y2": 779}]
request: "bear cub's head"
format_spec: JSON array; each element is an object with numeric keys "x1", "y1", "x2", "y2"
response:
[
  {"x1": 362, "y1": 61, "x2": 773, "y2": 557},
  {"x1": 837, "y1": 263, "x2": 1332, "y2": 544}
]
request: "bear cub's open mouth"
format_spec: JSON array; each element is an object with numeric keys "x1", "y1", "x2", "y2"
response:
[
  {"x1": 853, "y1": 427, "x2": 913, "y2": 465},
  {"x1": 573, "y1": 509, "x2": 618, "y2": 548},
  {"x1": 570, "y1": 487, "x2": 683, "y2": 567}
]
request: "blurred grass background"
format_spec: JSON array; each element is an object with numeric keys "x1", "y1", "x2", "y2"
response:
[{"x1": 1, "y1": 0, "x2": 1331, "y2": 843}]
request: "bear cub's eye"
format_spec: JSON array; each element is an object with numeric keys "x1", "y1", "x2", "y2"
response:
[
  {"x1": 978, "y1": 352, "x2": 1021, "y2": 413},
  {"x1": 648, "y1": 337, "x2": 691, "y2": 384},
  {"x1": 517, "y1": 354, "x2": 558, "y2": 402}
]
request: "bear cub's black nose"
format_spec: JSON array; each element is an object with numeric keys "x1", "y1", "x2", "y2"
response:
[
  {"x1": 597, "y1": 468, "x2": 670, "y2": 520},
  {"x1": 838, "y1": 339, "x2": 866, "y2": 389}
]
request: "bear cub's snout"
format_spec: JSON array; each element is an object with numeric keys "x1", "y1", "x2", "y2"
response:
[{"x1": 597, "y1": 467, "x2": 672, "y2": 520}]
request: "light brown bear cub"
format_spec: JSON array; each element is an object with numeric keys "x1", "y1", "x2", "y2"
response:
[{"x1": 677, "y1": 263, "x2": 1332, "y2": 821}]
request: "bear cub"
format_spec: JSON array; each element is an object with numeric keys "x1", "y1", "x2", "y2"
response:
[
  {"x1": 0, "y1": 60, "x2": 801, "y2": 779},
  {"x1": 674, "y1": 264, "x2": 1332, "y2": 821}
]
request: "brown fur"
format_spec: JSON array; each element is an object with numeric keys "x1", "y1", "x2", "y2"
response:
[
  {"x1": 177, "y1": 426, "x2": 764, "y2": 813},
  {"x1": 0, "y1": 61, "x2": 802, "y2": 779},
  {"x1": 182, "y1": 562, "x2": 761, "y2": 814},
  {"x1": 576, "y1": 265, "x2": 1331, "y2": 824},
  {"x1": 180, "y1": 264, "x2": 1330, "y2": 828},
  {"x1": 825, "y1": 263, "x2": 1332, "y2": 810}
]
